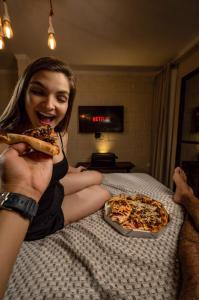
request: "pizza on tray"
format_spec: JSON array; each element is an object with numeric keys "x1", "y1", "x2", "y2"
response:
[{"x1": 107, "y1": 194, "x2": 169, "y2": 233}]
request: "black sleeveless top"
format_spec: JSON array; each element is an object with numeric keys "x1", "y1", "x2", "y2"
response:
[{"x1": 25, "y1": 133, "x2": 68, "y2": 241}]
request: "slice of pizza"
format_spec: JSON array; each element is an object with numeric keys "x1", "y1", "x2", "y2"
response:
[
  {"x1": 122, "y1": 215, "x2": 144, "y2": 230},
  {"x1": 122, "y1": 195, "x2": 169, "y2": 232},
  {"x1": 108, "y1": 196, "x2": 132, "y2": 224},
  {"x1": 0, "y1": 125, "x2": 59, "y2": 156}
]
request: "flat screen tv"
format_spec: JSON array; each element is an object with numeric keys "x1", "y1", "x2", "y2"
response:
[{"x1": 78, "y1": 106, "x2": 124, "y2": 133}]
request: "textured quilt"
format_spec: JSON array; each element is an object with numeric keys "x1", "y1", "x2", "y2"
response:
[{"x1": 4, "y1": 173, "x2": 184, "y2": 300}]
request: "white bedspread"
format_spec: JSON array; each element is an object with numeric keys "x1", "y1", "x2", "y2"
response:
[{"x1": 5, "y1": 173, "x2": 184, "y2": 300}]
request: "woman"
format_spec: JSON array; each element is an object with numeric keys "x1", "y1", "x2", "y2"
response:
[{"x1": 0, "y1": 57, "x2": 111, "y2": 241}]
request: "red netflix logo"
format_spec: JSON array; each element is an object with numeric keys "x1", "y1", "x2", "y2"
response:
[{"x1": 92, "y1": 116, "x2": 110, "y2": 122}]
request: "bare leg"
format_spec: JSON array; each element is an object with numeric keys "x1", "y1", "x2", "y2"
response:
[
  {"x1": 178, "y1": 216, "x2": 199, "y2": 300},
  {"x1": 60, "y1": 170, "x2": 104, "y2": 195},
  {"x1": 60, "y1": 170, "x2": 111, "y2": 224},
  {"x1": 61, "y1": 185, "x2": 110, "y2": 224},
  {"x1": 173, "y1": 167, "x2": 199, "y2": 300}
]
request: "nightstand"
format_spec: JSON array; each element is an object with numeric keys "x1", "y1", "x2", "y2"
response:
[{"x1": 76, "y1": 161, "x2": 135, "y2": 173}]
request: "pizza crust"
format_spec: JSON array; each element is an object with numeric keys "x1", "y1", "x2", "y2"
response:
[{"x1": 0, "y1": 133, "x2": 59, "y2": 156}]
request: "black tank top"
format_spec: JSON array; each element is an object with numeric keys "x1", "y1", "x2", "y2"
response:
[
  {"x1": 25, "y1": 133, "x2": 68, "y2": 241},
  {"x1": 50, "y1": 133, "x2": 69, "y2": 182}
]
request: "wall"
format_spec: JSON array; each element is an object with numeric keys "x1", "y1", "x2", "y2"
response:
[
  {"x1": 0, "y1": 53, "x2": 18, "y2": 115},
  {"x1": 0, "y1": 70, "x2": 18, "y2": 114},
  {"x1": 67, "y1": 70, "x2": 155, "y2": 172}
]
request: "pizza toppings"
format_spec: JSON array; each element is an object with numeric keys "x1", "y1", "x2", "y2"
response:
[
  {"x1": 22, "y1": 125, "x2": 58, "y2": 146},
  {"x1": 0, "y1": 125, "x2": 60, "y2": 156},
  {"x1": 106, "y1": 194, "x2": 169, "y2": 233},
  {"x1": 109, "y1": 199, "x2": 132, "y2": 224}
]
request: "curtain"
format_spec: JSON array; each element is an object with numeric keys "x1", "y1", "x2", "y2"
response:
[{"x1": 151, "y1": 63, "x2": 178, "y2": 187}]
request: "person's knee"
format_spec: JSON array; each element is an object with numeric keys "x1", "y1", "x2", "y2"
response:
[
  {"x1": 90, "y1": 171, "x2": 103, "y2": 185},
  {"x1": 100, "y1": 188, "x2": 111, "y2": 207},
  {"x1": 102, "y1": 188, "x2": 111, "y2": 201},
  {"x1": 63, "y1": 215, "x2": 70, "y2": 226},
  {"x1": 91, "y1": 185, "x2": 111, "y2": 202}
]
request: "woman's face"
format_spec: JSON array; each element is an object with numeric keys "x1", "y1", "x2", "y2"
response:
[{"x1": 25, "y1": 70, "x2": 70, "y2": 129}]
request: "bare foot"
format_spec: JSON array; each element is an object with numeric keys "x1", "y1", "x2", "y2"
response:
[{"x1": 173, "y1": 167, "x2": 193, "y2": 204}]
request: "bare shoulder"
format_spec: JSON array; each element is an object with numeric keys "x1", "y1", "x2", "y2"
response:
[
  {"x1": 61, "y1": 132, "x2": 68, "y2": 145},
  {"x1": 60, "y1": 131, "x2": 68, "y2": 153}
]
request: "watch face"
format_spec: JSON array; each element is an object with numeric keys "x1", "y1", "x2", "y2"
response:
[{"x1": 0, "y1": 192, "x2": 9, "y2": 206}]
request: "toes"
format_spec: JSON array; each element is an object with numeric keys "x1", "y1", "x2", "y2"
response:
[
  {"x1": 182, "y1": 172, "x2": 187, "y2": 182},
  {"x1": 176, "y1": 167, "x2": 187, "y2": 181},
  {"x1": 175, "y1": 167, "x2": 182, "y2": 175},
  {"x1": 179, "y1": 168, "x2": 187, "y2": 182}
]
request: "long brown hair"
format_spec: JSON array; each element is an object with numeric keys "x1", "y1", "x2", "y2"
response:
[{"x1": 0, "y1": 57, "x2": 76, "y2": 133}]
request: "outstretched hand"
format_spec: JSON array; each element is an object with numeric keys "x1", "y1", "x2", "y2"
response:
[
  {"x1": 68, "y1": 165, "x2": 87, "y2": 173},
  {"x1": 0, "y1": 143, "x2": 53, "y2": 202}
]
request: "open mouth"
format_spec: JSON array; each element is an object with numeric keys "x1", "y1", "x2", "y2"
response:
[{"x1": 36, "y1": 112, "x2": 55, "y2": 124}]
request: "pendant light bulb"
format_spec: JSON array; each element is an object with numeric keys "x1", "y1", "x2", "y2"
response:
[
  {"x1": 48, "y1": 15, "x2": 56, "y2": 50},
  {"x1": 48, "y1": 32, "x2": 56, "y2": 50},
  {"x1": 2, "y1": 0, "x2": 13, "y2": 39},
  {"x1": 0, "y1": 35, "x2": 5, "y2": 50},
  {"x1": 2, "y1": 19, "x2": 13, "y2": 39},
  {"x1": 0, "y1": 18, "x2": 5, "y2": 49}
]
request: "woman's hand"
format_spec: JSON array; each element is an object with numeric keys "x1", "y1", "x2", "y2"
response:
[
  {"x1": 0, "y1": 143, "x2": 53, "y2": 202},
  {"x1": 76, "y1": 166, "x2": 87, "y2": 172},
  {"x1": 68, "y1": 165, "x2": 87, "y2": 173}
]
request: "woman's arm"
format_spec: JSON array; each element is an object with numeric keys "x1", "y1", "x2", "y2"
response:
[{"x1": 62, "y1": 132, "x2": 86, "y2": 173}]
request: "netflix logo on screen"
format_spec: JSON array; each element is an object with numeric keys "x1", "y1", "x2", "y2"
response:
[
  {"x1": 92, "y1": 116, "x2": 111, "y2": 123},
  {"x1": 78, "y1": 106, "x2": 124, "y2": 133}
]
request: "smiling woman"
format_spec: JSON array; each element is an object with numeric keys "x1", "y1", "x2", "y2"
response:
[
  {"x1": 25, "y1": 71, "x2": 70, "y2": 129},
  {"x1": 0, "y1": 57, "x2": 75, "y2": 134},
  {"x1": 0, "y1": 57, "x2": 111, "y2": 241}
]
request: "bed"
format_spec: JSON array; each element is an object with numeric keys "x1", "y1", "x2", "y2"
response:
[{"x1": 4, "y1": 173, "x2": 184, "y2": 300}]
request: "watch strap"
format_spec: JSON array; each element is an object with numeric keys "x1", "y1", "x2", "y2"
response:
[{"x1": 0, "y1": 192, "x2": 38, "y2": 221}]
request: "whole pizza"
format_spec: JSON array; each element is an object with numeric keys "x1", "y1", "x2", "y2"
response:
[{"x1": 106, "y1": 194, "x2": 169, "y2": 233}]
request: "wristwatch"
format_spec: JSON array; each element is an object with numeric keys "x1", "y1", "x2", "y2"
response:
[{"x1": 0, "y1": 192, "x2": 39, "y2": 221}]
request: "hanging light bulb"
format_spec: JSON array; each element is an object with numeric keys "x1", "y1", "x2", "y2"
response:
[
  {"x1": 3, "y1": 19, "x2": 13, "y2": 38},
  {"x1": 0, "y1": 17, "x2": 5, "y2": 50},
  {"x1": 48, "y1": 32, "x2": 56, "y2": 50},
  {"x1": 47, "y1": 0, "x2": 56, "y2": 50},
  {"x1": 48, "y1": 16, "x2": 56, "y2": 50},
  {"x1": 2, "y1": 0, "x2": 13, "y2": 39},
  {"x1": 0, "y1": 36, "x2": 5, "y2": 49}
]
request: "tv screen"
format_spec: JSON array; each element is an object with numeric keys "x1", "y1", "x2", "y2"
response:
[{"x1": 78, "y1": 106, "x2": 124, "y2": 133}]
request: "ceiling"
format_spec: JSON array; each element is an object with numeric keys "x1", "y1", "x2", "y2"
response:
[{"x1": 1, "y1": 0, "x2": 199, "y2": 67}]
